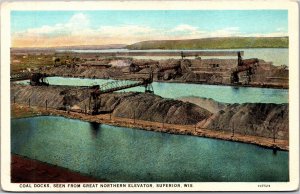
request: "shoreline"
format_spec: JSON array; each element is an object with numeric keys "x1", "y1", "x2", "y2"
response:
[{"x1": 11, "y1": 104, "x2": 289, "y2": 151}]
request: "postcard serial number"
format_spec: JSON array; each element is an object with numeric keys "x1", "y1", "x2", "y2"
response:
[{"x1": 258, "y1": 184, "x2": 271, "y2": 187}]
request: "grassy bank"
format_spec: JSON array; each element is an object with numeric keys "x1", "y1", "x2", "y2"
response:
[{"x1": 126, "y1": 37, "x2": 289, "y2": 50}]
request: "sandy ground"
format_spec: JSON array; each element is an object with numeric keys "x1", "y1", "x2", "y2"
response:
[{"x1": 11, "y1": 104, "x2": 288, "y2": 151}]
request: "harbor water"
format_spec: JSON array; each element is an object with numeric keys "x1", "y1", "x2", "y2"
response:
[{"x1": 11, "y1": 116, "x2": 289, "y2": 182}]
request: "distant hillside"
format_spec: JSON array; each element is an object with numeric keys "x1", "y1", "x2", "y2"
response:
[
  {"x1": 52, "y1": 44, "x2": 127, "y2": 50},
  {"x1": 126, "y1": 37, "x2": 288, "y2": 50},
  {"x1": 11, "y1": 44, "x2": 127, "y2": 52}
]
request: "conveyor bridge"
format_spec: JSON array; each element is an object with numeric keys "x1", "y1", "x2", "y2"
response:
[
  {"x1": 95, "y1": 79, "x2": 146, "y2": 94},
  {"x1": 90, "y1": 72, "x2": 154, "y2": 115}
]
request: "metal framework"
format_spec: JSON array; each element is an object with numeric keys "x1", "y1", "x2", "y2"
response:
[{"x1": 90, "y1": 71, "x2": 154, "y2": 114}]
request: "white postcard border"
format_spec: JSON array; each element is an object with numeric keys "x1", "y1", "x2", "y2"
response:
[{"x1": 1, "y1": 0, "x2": 299, "y2": 192}]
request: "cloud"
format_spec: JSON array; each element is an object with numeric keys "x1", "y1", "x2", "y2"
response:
[
  {"x1": 276, "y1": 27, "x2": 285, "y2": 32},
  {"x1": 247, "y1": 32, "x2": 288, "y2": 37},
  {"x1": 96, "y1": 25, "x2": 154, "y2": 37},
  {"x1": 169, "y1": 24, "x2": 206, "y2": 38},
  {"x1": 208, "y1": 27, "x2": 241, "y2": 37},
  {"x1": 68, "y1": 13, "x2": 90, "y2": 27},
  {"x1": 172, "y1": 24, "x2": 199, "y2": 33},
  {"x1": 12, "y1": 12, "x2": 159, "y2": 46},
  {"x1": 14, "y1": 13, "x2": 90, "y2": 38},
  {"x1": 11, "y1": 14, "x2": 288, "y2": 47}
]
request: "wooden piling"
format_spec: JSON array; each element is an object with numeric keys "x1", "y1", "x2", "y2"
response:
[{"x1": 89, "y1": 96, "x2": 91, "y2": 111}]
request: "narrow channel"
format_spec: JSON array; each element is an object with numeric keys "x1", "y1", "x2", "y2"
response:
[{"x1": 16, "y1": 76, "x2": 288, "y2": 104}]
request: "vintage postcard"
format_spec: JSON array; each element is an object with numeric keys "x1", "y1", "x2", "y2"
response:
[{"x1": 1, "y1": 0, "x2": 299, "y2": 192}]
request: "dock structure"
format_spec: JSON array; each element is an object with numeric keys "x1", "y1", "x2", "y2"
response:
[
  {"x1": 55, "y1": 51, "x2": 244, "y2": 57},
  {"x1": 10, "y1": 72, "x2": 32, "y2": 81}
]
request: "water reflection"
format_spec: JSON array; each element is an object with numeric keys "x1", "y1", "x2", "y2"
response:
[
  {"x1": 232, "y1": 86, "x2": 240, "y2": 91},
  {"x1": 89, "y1": 122, "x2": 101, "y2": 138}
]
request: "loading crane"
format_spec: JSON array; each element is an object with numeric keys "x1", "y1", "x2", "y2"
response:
[
  {"x1": 157, "y1": 63, "x2": 182, "y2": 80},
  {"x1": 30, "y1": 73, "x2": 49, "y2": 86},
  {"x1": 129, "y1": 61, "x2": 159, "y2": 73},
  {"x1": 230, "y1": 52, "x2": 259, "y2": 84}
]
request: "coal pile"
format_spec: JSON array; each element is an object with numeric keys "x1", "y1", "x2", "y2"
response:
[
  {"x1": 11, "y1": 84, "x2": 212, "y2": 125},
  {"x1": 198, "y1": 103, "x2": 288, "y2": 140}
]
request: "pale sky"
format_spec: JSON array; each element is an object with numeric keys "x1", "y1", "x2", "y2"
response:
[{"x1": 11, "y1": 10, "x2": 288, "y2": 47}]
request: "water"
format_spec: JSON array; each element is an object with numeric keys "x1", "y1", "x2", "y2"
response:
[
  {"x1": 57, "y1": 48, "x2": 288, "y2": 66},
  {"x1": 16, "y1": 77, "x2": 288, "y2": 104},
  {"x1": 11, "y1": 116, "x2": 289, "y2": 182}
]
